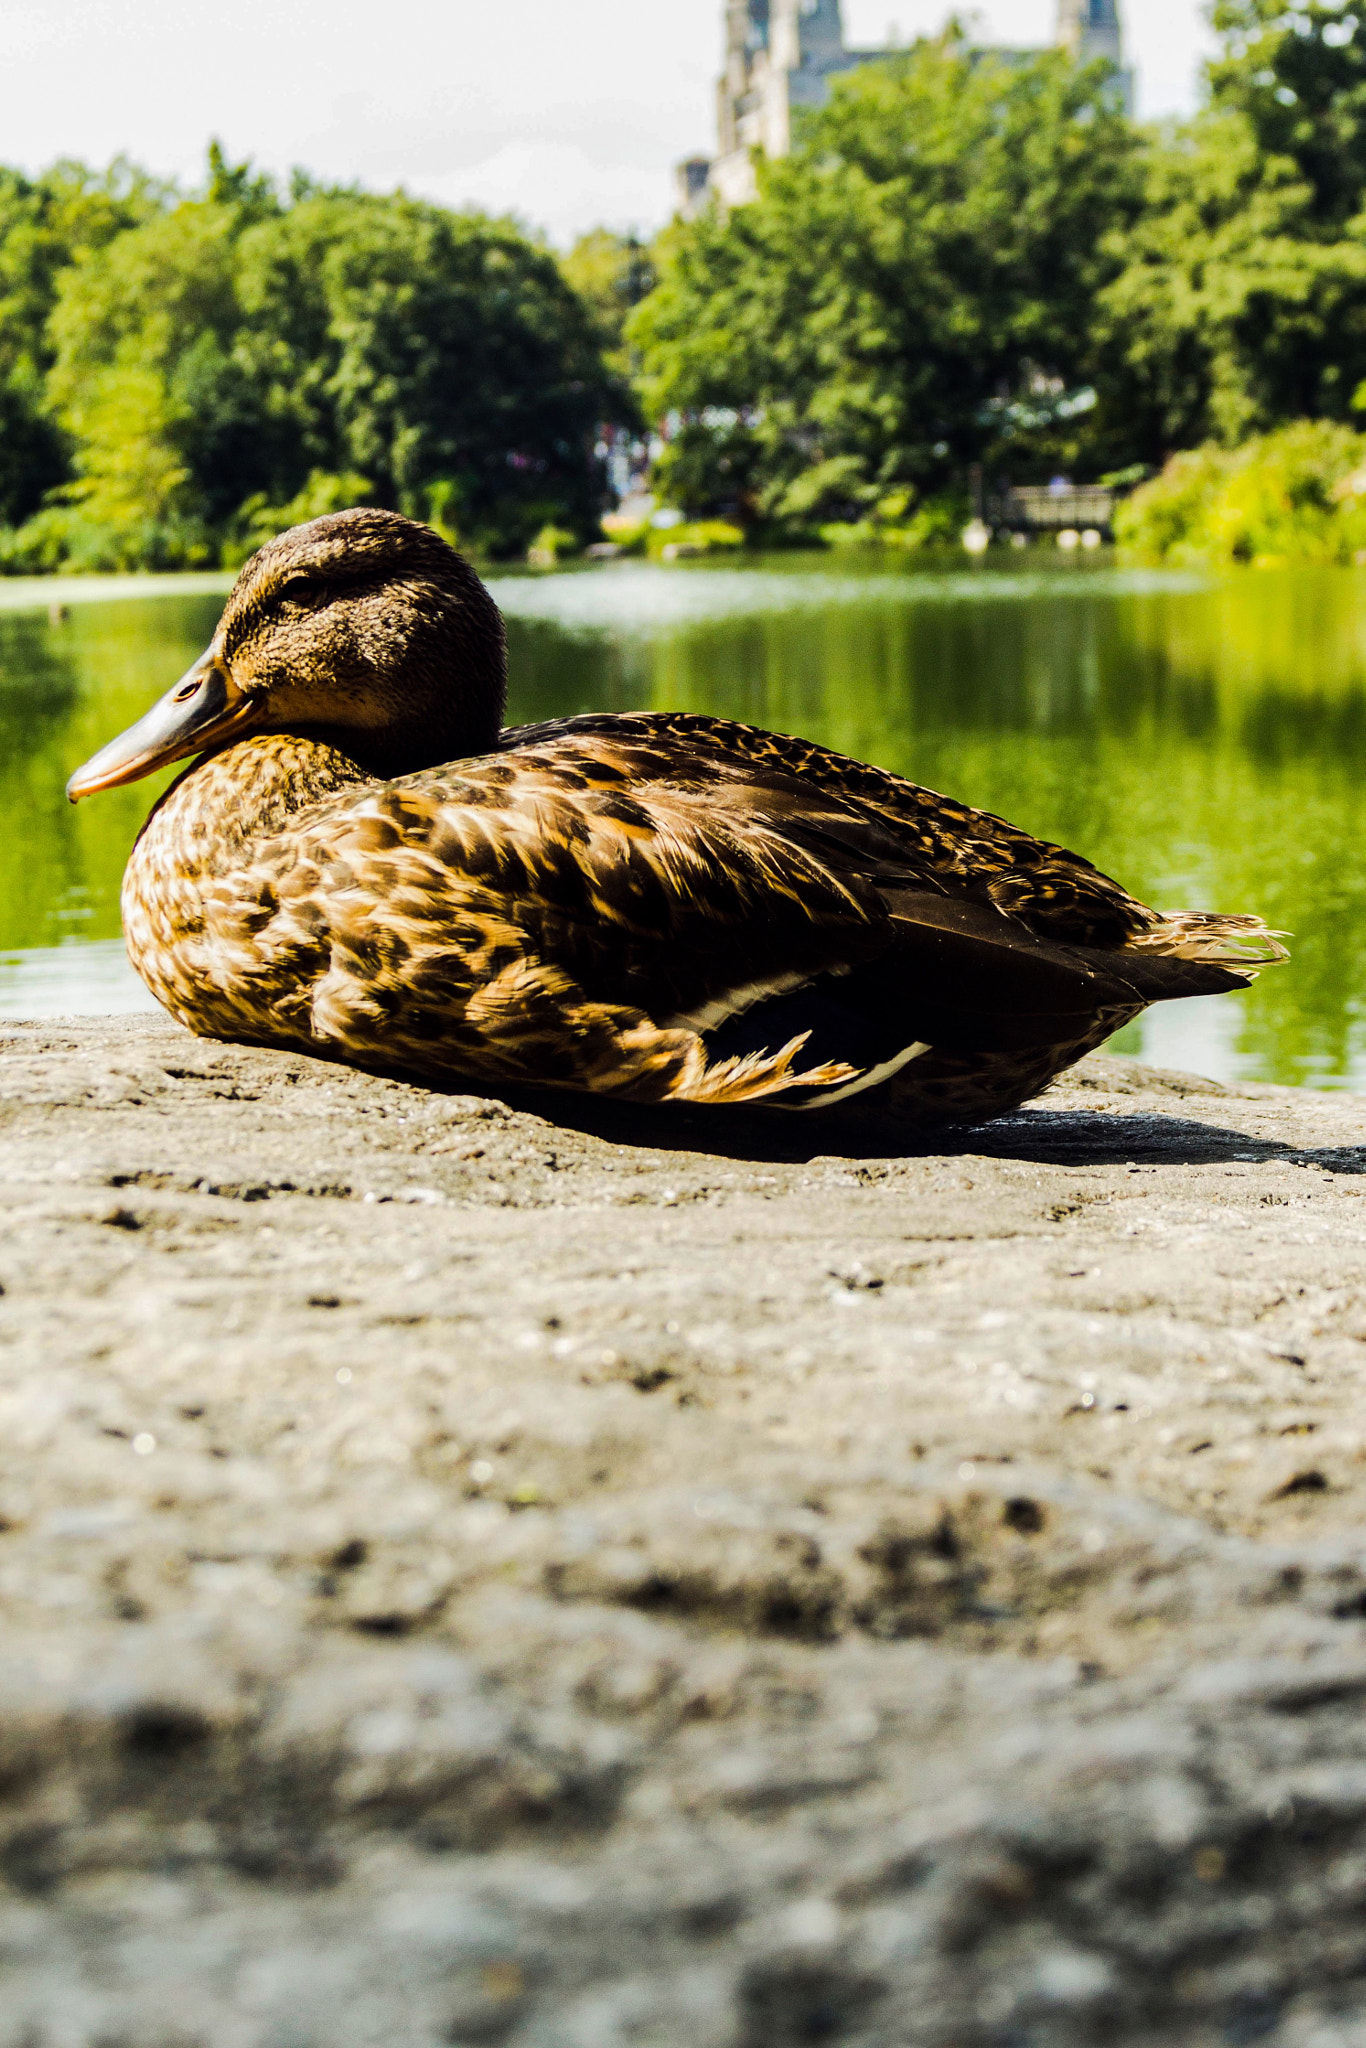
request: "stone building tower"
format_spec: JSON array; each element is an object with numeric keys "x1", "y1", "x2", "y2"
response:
[
  {"x1": 1057, "y1": 0, "x2": 1124, "y2": 70},
  {"x1": 679, "y1": 0, "x2": 1133, "y2": 215},
  {"x1": 706, "y1": 0, "x2": 862, "y2": 205},
  {"x1": 1056, "y1": 0, "x2": 1132, "y2": 111}
]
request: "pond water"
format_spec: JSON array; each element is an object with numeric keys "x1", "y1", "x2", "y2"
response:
[{"x1": 2, "y1": 552, "x2": 1362, "y2": 1091}]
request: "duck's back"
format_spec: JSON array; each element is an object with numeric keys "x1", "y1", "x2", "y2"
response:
[
  {"x1": 499, "y1": 711, "x2": 1158, "y2": 948},
  {"x1": 470, "y1": 711, "x2": 1272, "y2": 1120}
]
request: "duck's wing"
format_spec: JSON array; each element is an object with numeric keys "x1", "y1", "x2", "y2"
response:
[
  {"x1": 500, "y1": 710, "x2": 1162, "y2": 949},
  {"x1": 236, "y1": 737, "x2": 898, "y2": 1103},
  {"x1": 226, "y1": 723, "x2": 1263, "y2": 1108},
  {"x1": 197, "y1": 740, "x2": 865, "y2": 1100}
]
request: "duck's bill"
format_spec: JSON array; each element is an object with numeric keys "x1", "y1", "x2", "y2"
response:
[{"x1": 66, "y1": 648, "x2": 261, "y2": 802}]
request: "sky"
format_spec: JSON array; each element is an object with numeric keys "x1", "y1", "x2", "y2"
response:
[{"x1": 0, "y1": 1, "x2": 1216, "y2": 247}]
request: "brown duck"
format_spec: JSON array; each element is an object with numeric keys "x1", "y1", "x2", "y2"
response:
[{"x1": 68, "y1": 509, "x2": 1286, "y2": 1125}]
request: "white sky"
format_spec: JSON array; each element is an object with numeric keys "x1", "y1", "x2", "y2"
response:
[{"x1": 0, "y1": 1, "x2": 1215, "y2": 247}]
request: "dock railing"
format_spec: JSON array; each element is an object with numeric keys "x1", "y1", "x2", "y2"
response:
[{"x1": 992, "y1": 485, "x2": 1119, "y2": 535}]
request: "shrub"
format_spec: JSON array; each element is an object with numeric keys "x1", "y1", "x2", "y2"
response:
[
  {"x1": 1116, "y1": 420, "x2": 1366, "y2": 565},
  {"x1": 819, "y1": 490, "x2": 965, "y2": 552},
  {"x1": 646, "y1": 518, "x2": 744, "y2": 560}
]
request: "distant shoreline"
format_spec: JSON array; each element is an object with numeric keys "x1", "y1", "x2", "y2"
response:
[{"x1": 0, "y1": 571, "x2": 235, "y2": 616}]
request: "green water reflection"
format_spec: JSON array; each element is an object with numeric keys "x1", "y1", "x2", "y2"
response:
[
  {"x1": 3, "y1": 556, "x2": 1363, "y2": 1089},
  {"x1": 0, "y1": 594, "x2": 225, "y2": 961}
]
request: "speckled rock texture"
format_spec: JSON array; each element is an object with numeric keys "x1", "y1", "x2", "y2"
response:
[{"x1": 7, "y1": 1015, "x2": 1366, "y2": 2045}]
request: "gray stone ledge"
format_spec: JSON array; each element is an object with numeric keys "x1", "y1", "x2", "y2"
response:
[{"x1": 4, "y1": 1015, "x2": 1366, "y2": 2044}]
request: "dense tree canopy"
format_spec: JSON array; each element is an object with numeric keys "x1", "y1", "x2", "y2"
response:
[
  {"x1": 0, "y1": 151, "x2": 625, "y2": 568},
  {"x1": 629, "y1": 7, "x2": 1366, "y2": 534},
  {"x1": 1210, "y1": 0, "x2": 1366, "y2": 229},
  {"x1": 9, "y1": 5, "x2": 1366, "y2": 567},
  {"x1": 0, "y1": 158, "x2": 163, "y2": 526},
  {"x1": 1100, "y1": 2, "x2": 1366, "y2": 453},
  {"x1": 630, "y1": 35, "x2": 1142, "y2": 528}
]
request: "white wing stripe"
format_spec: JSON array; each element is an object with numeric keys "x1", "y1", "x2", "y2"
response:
[
  {"x1": 786, "y1": 1039, "x2": 932, "y2": 1110},
  {"x1": 667, "y1": 970, "x2": 812, "y2": 1036}
]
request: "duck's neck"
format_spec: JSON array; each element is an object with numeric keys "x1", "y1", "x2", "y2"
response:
[{"x1": 137, "y1": 733, "x2": 371, "y2": 879}]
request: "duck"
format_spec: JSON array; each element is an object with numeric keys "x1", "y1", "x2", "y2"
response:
[{"x1": 67, "y1": 508, "x2": 1287, "y2": 1126}]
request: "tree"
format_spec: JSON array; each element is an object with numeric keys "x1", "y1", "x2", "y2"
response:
[
  {"x1": 8, "y1": 153, "x2": 627, "y2": 566},
  {"x1": 629, "y1": 33, "x2": 1142, "y2": 526},
  {"x1": 45, "y1": 190, "x2": 267, "y2": 561},
  {"x1": 1100, "y1": 4, "x2": 1366, "y2": 454},
  {"x1": 1209, "y1": 0, "x2": 1366, "y2": 231},
  {"x1": 0, "y1": 158, "x2": 163, "y2": 525},
  {"x1": 236, "y1": 194, "x2": 626, "y2": 553},
  {"x1": 560, "y1": 229, "x2": 656, "y2": 383}
]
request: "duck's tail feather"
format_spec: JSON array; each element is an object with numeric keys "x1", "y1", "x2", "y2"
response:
[
  {"x1": 1123, "y1": 911, "x2": 1290, "y2": 971},
  {"x1": 873, "y1": 887, "x2": 1283, "y2": 1025},
  {"x1": 670, "y1": 898, "x2": 1289, "y2": 1112}
]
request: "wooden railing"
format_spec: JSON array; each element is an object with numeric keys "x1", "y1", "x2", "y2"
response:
[{"x1": 992, "y1": 485, "x2": 1119, "y2": 534}]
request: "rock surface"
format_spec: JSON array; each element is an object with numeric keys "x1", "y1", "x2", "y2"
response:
[{"x1": 7, "y1": 1015, "x2": 1366, "y2": 2043}]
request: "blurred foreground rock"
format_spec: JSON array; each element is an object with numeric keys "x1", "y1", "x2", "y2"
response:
[{"x1": 7, "y1": 1016, "x2": 1366, "y2": 2043}]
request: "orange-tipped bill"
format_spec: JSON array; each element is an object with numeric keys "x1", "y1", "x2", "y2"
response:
[{"x1": 66, "y1": 647, "x2": 261, "y2": 802}]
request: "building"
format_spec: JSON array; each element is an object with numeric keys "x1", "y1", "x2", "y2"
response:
[
  {"x1": 1058, "y1": 0, "x2": 1126, "y2": 72},
  {"x1": 679, "y1": 0, "x2": 1133, "y2": 215},
  {"x1": 702, "y1": 0, "x2": 884, "y2": 208}
]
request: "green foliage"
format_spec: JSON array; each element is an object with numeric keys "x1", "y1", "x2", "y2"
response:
[
  {"x1": 647, "y1": 412, "x2": 766, "y2": 522},
  {"x1": 630, "y1": 34, "x2": 1141, "y2": 532},
  {"x1": 599, "y1": 511, "x2": 650, "y2": 553},
  {"x1": 0, "y1": 158, "x2": 165, "y2": 525},
  {"x1": 227, "y1": 470, "x2": 377, "y2": 567},
  {"x1": 15, "y1": 4, "x2": 1366, "y2": 572},
  {"x1": 232, "y1": 191, "x2": 622, "y2": 554},
  {"x1": 559, "y1": 229, "x2": 655, "y2": 388},
  {"x1": 819, "y1": 489, "x2": 966, "y2": 551},
  {"x1": 645, "y1": 517, "x2": 744, "y2": 559},
  {"x1": 0, "y1": 151, "x2": 627, "y2": 571},
  {"x1": 595, "y1": 511, "x2": 745, "y2": 558},
  {"x1": 1099, "y1": 6, "x2": 1366, "y2": 453},
  {"x1": 0, "y1": 379, "x2": 65, "y2": 533},
  {"x1": 1208, "y1": 2, "x2": 1366, "y2": 230},
  {"x1": 203, "y1": 140, "x2": 282, "y2": 226},
  {"x1": 1115, "y1": 418, "x2": 1366, "y2": 562},
  {"x1": 42, "y1": 198, "x2": 247, "y2": 564},
  {"x1": 625, "y1": 7, "x2": 1366, "y2": 531},
  {"x1": 527, "y1": 523, "x2": 580, "y2": 566}
]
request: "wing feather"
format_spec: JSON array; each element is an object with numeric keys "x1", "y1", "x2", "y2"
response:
[{"x1": 192, "y1": 714, "x2": 1274, "y2": 1105}]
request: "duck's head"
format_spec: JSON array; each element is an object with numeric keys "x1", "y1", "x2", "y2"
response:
[{"x1": 67, "y1": 509, "x2": 508, "y2": 800}]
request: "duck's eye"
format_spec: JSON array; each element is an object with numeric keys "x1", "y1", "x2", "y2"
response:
[{"x1": 280, "y1": 577, "x2": 315, "y2": 606}]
